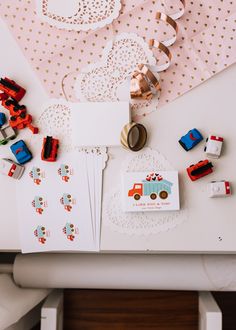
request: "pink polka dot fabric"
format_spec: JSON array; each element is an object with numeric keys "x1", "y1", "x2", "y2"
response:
[{"x1": 0, "y1": 0, "x2": 236, "y2": 113}]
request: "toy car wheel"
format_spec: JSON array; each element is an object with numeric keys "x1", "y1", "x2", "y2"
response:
[
  {"x1": 20, "y1": 113, "x2": 26, "y2": 118},
  {"x1": 159, "y1": 191, "x2": 168, "y2": 199},
  {"x1": 10, "y1": 116, "x2": 17, "y2": 121},
  {"x1": 67, "y1": 194, "x2": 71, "y2": 198},
  {"x1": 150, "y1": 193, "x2": 157, "y2": 200},
  {"x1": 134, "y1": 194, "x2": 141, "y2": 201},
  {"x1": 2, "y1": 141, "x2": 8, "y2": 145},
  {"x1": 10, "y1": 136, "x2": 16, "y2": 140},
  {"x1": 65, "y1": 165, "x2": 69, "y2": 169},
  {"x1": 39, "y1": 197, "x2": 43, "y2": 201}
]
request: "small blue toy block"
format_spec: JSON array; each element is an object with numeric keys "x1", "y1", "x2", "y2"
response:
[{"x1": 179, "y1": 128, "x2": 203, "y2": 151}]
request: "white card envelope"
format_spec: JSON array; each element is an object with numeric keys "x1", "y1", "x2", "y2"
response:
[
  {"x1": 122, "y1": 171, "x2": 180, "y2": 212},
  {"x1": 71, "y1": 102, "x2": 130, "y2": 147}
]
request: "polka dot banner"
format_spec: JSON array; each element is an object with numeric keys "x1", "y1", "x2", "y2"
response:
[{"x1": 0, "y1": 0, "x2": 236, "y2": 118}]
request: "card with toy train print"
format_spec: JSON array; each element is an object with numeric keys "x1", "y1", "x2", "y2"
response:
[{"x1": 122, "y1": 171, "x2": 180, "y2": 212}]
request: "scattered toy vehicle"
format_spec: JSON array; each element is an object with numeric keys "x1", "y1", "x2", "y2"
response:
[
  {"x1": 204, "y1": 135, "x2": 223, "y2": 158},
  {"x1": 34, "y1": 225, "x2": 47, "y2": 244},
  {"x1": 0, "y1": 77, "x2": 26, "y2": 101},
  {"x1": 0, "y1": 125, "x2": 16, "y2": 145},
  {"x1": 63, "y1": 223, "x2": 76, "y2": 241},
  {"x1": 128, "y1": 179, "x2": 173, "y2": 200},
  {"x1": 0, "y1": 113, "x2": 6, "y2": 127},
  {"x1": 41, "y1": 136, "x2": 59, "y2": 162},
  {"x1": 0, "y1": 158, "x2": 25, "y2": 179},
  {"x1": 60, "y1": 193, "x2": 74, "y2": 211},
  {"x1": 9, "y1": 112, "x2": 38, "y2": 134},
  {"x1": 187, "y1": 159, "x2": 213, "y2": 181},
  {"x1": 208, "y1": 180, "x2": 231, "y2": 198},
  {"x1": 2, "y1": 98, "x2": 27, "y2": 117},
  {"x1": 179, "y1": 128, "x2": 203, "y2": 151},
  {"x1": 10, "y1": 140, "x2": 32, "y2": 164}
]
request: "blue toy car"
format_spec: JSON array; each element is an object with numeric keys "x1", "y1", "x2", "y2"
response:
[
  {"x1": 179, "y1": 128, "x2": 203, "y2": 151},
  {"x1": 0, "y1": 112, "x2": 6, "y2": 127},
  {"x1": 10, "y1": 140, "x2": 32, "y2": 164}
]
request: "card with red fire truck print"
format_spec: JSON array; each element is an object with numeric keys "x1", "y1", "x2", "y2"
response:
[
  {"x1": 29, "y1": 166, "x2": 45, "y2": 185},
  {"x1": 60, "y1": 193, "x2": 76, "y2": 212},
  {"x1": 62, "y1": 222, "x2": 79, "y2": 241},
  {"x1": 122, "y1": 171, "x2": 180, "y2": 212},
  {"x1": 58, "y1": 164, "x2": 74, "y2": 182}
]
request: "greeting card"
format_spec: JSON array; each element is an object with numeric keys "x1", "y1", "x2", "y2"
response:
[{"x1": 122, "y1": 171, "x2": 180, "y2": 212}]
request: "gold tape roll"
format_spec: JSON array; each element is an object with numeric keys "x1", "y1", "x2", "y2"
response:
[{"x1": 120, "y1": 122, "x2": 147, "y2": 152}]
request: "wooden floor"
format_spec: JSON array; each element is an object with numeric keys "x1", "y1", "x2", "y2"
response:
[{"x1": 64, "y1": 290, "x2": 198, "y2": 330}]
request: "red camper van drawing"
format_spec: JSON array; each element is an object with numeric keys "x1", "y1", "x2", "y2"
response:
[{"x1": 128, "y1": 176, "x2": 173, "y2": 201}]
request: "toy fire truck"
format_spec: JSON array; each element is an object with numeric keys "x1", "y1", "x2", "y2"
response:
[
  {"x1": 187, "y1": 160, "x2": 213, "y2": 181},
  {"x1": 0, "y1": 77, "x2": 26, "y2": 102},
  {"x1": 204, "y1": 135, "x2": 223, "y2": 158},
  {"x1": 208, "y1": 181, "x2": 231, "y2": 198},
  {"x1": 41, "y1": 136, "x2": 59, "y2": 162}
]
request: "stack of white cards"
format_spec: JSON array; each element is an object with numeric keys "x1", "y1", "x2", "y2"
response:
[{"x1": 16, "y1": 148, "x2": 107, "y2": 253}]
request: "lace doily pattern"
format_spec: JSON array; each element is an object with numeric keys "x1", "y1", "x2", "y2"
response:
[
  {"x1": 75, "y1": 33, "x2": 159, "y2": 119},
  {"x1": 34, "y1": 99, "x2": 108, "y2": 162},
  {"x1": 36, "y1": 100, "x2": 72, "y2": 151},
  {"x1": 36, "y1": 0, "x2": 122, "y2": 31},
  {"x1": 103, "y1": 148, "x2": 188, "y2": 236}
]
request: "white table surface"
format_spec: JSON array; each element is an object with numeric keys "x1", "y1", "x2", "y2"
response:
[{"x1": 0, "y1": 17, "x2": 235, "y2": 253}]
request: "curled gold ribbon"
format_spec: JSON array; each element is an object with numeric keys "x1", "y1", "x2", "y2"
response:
[
  {"x1": 130, "y1": 64, "x2": 160, "y2": 100},
  {"x1": 149, "y1": 39, "x2": 172, "y2": 72},
  {"x1": 130, "y1": 71, "x2": 152, "y2": 100},
  {"x1": 155, "y1": 12, "x2": 178, "y2": 47},
  {"x1": 120, "y1": 122, "x2": 147, "y2": 152},
  {"x1": 130, "y1": 1, "x2": 185, "y2": 100}
]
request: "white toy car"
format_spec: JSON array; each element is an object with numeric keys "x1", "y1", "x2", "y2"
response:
[
  {"x1": 0, "y1": 126, "x2": 16, "y2": 145},
  {"x1": 204, "y1": 135, "x2": 223, "y2": 158},
  {"x1": 0, "y1": 158, "x2": 25, "y2": 179},
  {"x1": 208, "y1": 180, "x2": 231, "y2": 198}
]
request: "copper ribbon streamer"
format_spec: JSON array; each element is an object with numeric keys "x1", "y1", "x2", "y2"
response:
[{"x1": 130, "y1": 0, "x2": 186, "y2": 100}]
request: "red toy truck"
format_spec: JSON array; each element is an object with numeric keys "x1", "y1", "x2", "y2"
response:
[
  {"x1": 41, "y1": 136, "x2": 59, "y2": 162},
  {"x1": 0, "y1": 77, "x2": 26, "y2": 101},
  {"x1": 187, "y1": 160, "x2": 213, "y2": 181}
]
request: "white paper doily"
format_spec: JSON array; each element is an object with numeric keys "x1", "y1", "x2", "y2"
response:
[
  {"x1": 36, "y1": 0, "x2": 122, "y2": 31},
  {"x1": 75, "y1": 33, "x2": 159, "y2": 120},
  {"x1": 32, "y1": 99, "x2": 108, "y2": 162},
  {"x1": 102, "y1": 148, "x2": 188, "y2": 236}
]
